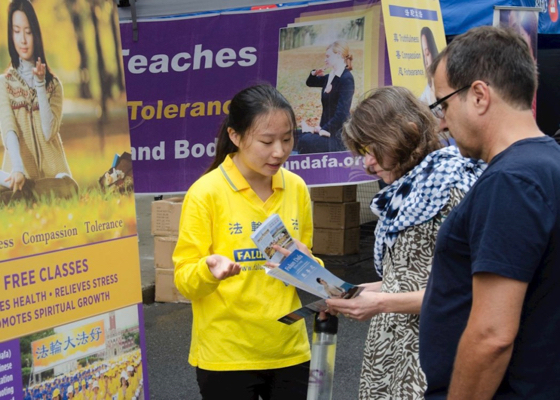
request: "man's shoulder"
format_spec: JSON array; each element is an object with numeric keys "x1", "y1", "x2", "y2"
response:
[
  {"x1": 468, "y1": 140, "x2": 560, "y2": 216},
  {"x1": 506, "y1": 136, "x2": 559, "y2": 157},
  {"x1": 490, "y1": 137, "x2": 560, "y2": 179},
  {"x1": 553, "y1": 129, "x2": 560, "y2": 145}
]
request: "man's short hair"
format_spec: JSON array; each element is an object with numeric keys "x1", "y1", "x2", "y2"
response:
[{"x1": 429, "y1": 26, "x2": 537, "y2": 110}]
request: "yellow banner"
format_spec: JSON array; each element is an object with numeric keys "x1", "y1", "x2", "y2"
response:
[
  {"x1": 382, "y1": 0, "x2": 447, "y2": 105},
  {"x1": 31, "y1": 320, "x2": 106, "y2": 370},
  {"x1": 0, "y1": 236, "x2": 141, "y2": 342}
]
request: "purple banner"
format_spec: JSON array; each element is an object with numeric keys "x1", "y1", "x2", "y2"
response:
[
  {"x1": 0, "y1": 339, "x2": 23, "y2": 400},
  {"x1": 120, "y1": 1, "x2": 384, "y2": 193}
]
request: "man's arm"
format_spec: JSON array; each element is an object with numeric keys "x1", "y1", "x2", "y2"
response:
[{"x1": 448, "y1": 272, "x2": 528, "y2": 400}]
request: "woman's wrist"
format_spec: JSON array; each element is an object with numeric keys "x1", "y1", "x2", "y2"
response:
[
  {"x1": 33, "y1": 75, "x2": 45, "y2": 87},
  {"x1": 379, "y1": 291, "x2": 424, "y2": 315},
  {"x1": 375, "y1": 292, "x2": 390, "y2": 313}
]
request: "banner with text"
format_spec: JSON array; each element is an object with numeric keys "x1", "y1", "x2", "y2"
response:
[
  {"x1": 0, "y1": 1, "x2": 148, "y2": 399},
  {"x1": 120, "y1": 0, "x2": 390, "y2": 193},
  {"x1": 31, "y1": 320, "x2": 106, "y2": 373},
  {"x1": 381, "y1": 0, "x2": 447, "y2": 106}
]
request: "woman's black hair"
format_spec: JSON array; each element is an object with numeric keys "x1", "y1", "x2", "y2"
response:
[
  {"x1": 205, "y1": 84, "x2": 296, "y2": 174},
  {"x1": 7, "y1": 0, "x2": 54, "y2": 86},
  {"x1": 420, "y1": 26, "x2": 439, "y2": 73}
]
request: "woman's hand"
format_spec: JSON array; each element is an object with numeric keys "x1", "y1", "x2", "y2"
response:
[
  {"x1": 33, "y1": 57, "x2": 46, "y2": 82},
  {"x1": 206, "y1": 255, "x2": 241, "y2": 280},
  {"x1": 264, "y1": 239, "x2": 313, "y2": 269},
  {"x1": 301, "y1": 120, "x2": 314, "y2": 134},
  {"x1": 326, "y1": 290, "x2": 386, "y2": 321},
  {"x1": 314, "y1": 68, "x2": 325, "y2": 77},
  {"x1": 6, "y1": 171, "x2": 25, "y2": 192}
]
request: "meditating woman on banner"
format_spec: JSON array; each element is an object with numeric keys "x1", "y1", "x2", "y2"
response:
[
  {"x1": 0, "y1": 0, "x2": 77, "y2": 202},
  {"x1": 326, "y1": 86, "x2": 485, "y2": 400},
  {"x1": 173, "y1": 84, "x2": 322, "y2": 400},
  {"x1": 418, "y1": 27, "x2": 439, "y2": 106},
  {"x1": 297, "y1": 40, "x2": 354, "y2": 154}
]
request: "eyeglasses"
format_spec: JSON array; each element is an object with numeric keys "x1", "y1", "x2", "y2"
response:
[
  {"x1": 429, "y1": 85, "x2": 470, "y2": 119},
  {"x1": 357, "y1": 145, "x2": 373, "y2": 157}
]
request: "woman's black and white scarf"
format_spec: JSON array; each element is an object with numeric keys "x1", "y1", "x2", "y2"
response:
[{"x1": 370, "y1": 146, "x2": 486, "y2": 277}]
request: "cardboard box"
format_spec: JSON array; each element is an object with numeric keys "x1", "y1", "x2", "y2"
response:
[
  {"x1": 310, "y1": 185, "x2": 357, "y2": 203},
  {"x1": 313, "y1": 227, "x2": 360, "y2": 255},
  {"x1": 313, "y1": 202, "x2": 360, "y2": 229},
  {"x1": 151, "y1": 197, "x2": 184, "y2": 236},
  {"x1": 155, "y1": 268, "x2": 190, "y2": 303},
  {"x1": 154, "y1": 236, "x2": 178, "y2": 270}
]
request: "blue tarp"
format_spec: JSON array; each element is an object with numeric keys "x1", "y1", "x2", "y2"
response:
[
  {"x1": 442, "y1": 0, "x2": 560, "y2": 34},
  {"x1": 520, "y1": 0, "x2": 560, "y2": 34},
  {"x1": 117, "y1": 0, "x2": 560, "y2": 35}
]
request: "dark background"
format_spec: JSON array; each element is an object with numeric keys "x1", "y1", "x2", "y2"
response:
[{"x1": 535, "y1": 34, "x2": 560, "y2": 136}]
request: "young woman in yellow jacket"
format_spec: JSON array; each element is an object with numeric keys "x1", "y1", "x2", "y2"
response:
[{"x1": 173, "y1": 84, "x2": 322, "y2": 400}]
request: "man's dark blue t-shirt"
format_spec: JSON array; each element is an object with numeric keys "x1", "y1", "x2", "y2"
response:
[{"x1": 420, "y1": 137, "x2": 560, "y2": 399}]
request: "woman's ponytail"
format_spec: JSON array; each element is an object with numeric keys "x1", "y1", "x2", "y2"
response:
[{"x1": 204, "y1": 114, "x2": 238, "y2": 174}]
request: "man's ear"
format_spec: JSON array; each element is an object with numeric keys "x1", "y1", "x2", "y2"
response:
[
  {"x1": 228, "y1": 127, "x2": 240, "y2": 147},
  {"x1": 472, "y1": 81, "x2": 490, "y2": 114}
]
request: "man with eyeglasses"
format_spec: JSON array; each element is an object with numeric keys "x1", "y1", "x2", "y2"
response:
[{"x1": 419, "y1": 26, "x2": 560, "y2": 400}]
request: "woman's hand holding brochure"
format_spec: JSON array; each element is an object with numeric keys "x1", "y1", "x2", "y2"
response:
[
  {"x1": 251, "y1": 214, "x2": 364, "y2": 324},
  {"x1": 326, "y1": 291, "x2": 386, "y2": 321},
  {"x1": 326, "y1": 281, "x2": 424, "y2": 321},
  {"x1": 264, "y1": 240, "x2": 313, "y2": 269},
  {"x1": 266, "y1": 242, "x2": 330, "y2": 321}
]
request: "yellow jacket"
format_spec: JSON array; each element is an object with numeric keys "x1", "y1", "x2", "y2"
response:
[{"x1": 173, "y1": 154, "x2": 321, "y2": 371}]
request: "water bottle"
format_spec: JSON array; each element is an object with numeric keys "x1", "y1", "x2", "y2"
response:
[{"x1": 307, "y1": 313, "x2": 338, "y2": 400}]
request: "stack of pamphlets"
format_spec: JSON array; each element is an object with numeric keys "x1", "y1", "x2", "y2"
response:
[{"x1": 251, "y1": 214, "x2": 363, "y2": 325}]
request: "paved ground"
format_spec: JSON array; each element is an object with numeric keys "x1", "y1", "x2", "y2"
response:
[{"x1": 134, "y1": 194, "x2": 381, "y2": 399}]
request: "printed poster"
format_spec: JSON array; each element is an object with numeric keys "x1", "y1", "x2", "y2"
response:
[
  {"x1": 381, "y1": 0, "x2": 447, "y2": 106},
  {"x1": 493, "y1": 6, "x2": 539, "y2": 117},
  {"x1": 119, "y1": 0, "x2": 386, "y2": 194},
  {"x1": 277, "y1": 2, "x2": 384, "y2": 166},
  {"x1": 0, "y1": 1, "x2": 149, "y2": 399}
]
